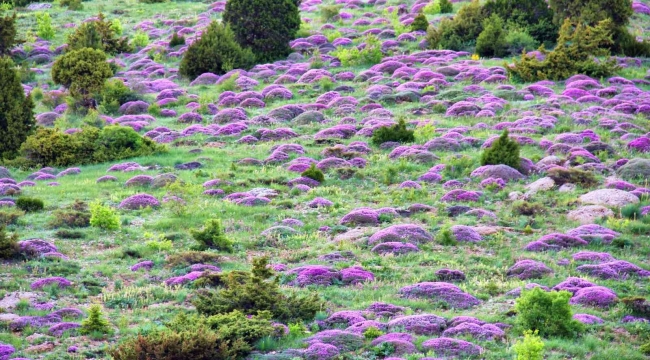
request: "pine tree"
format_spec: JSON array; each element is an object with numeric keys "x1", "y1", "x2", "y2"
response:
[
  {"x1": 0, "y1": 13, "x2": 17, "y2": 56},
  {"x1": 0, "y1": 57, "x2": 36, "y2": 159},
  {"x1": 411, "y1": 13, "x2": 429, "y2": 32},
  {"x1": 476, "y1": 14, "x2": 507, "y2": 57},
  {"x1": 0, "y1": 225, "x2": 18, "y2": 259},
  {"x1": 51, "y1": 48, "x2": 113, "y2": 107},
  {"x1": 80, "y1": 304, "x2": 111, "y2": 335},
  {"x1": 480, "y1": 130, "x2": 521, "y2": 169}
]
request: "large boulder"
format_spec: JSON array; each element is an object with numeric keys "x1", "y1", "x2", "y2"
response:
[
  {"x1": 567, "y1": 205, "x2": 614, "y2": 224},
  {"x1": 617, "y1": 158, "x2": 650, "y2": 181},
  {"x1": 470, "y1": 165, "x2": 525, "y2": 181},
  {"x1": 578, "y1": 189, "x2": 639, "y2": 207}
]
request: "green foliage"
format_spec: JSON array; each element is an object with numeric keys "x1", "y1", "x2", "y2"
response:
[
  {"x1": 371, "y1": 118, "x2": 415, "y2": 146},
  {"x1": 191, "y1": 219, "x2": 233, "y2": 252},
  {"x1": 411, "y1": 13, "x2": 429, "y2": 32},
  {"x1": 80, "y1": 304, "x2": 112, "y2": 335},
  {"x1": 193, "y1": 257, "x2": 321, "y2": 323},
  {"x1": 513, "y1": 329, "x2": 544, "y2": 360},
  {"x1": 437, "y1": 227, "x2": 457, "y2": 246},
  {"x1": 641, "y1": 342, "x2": 650, "y2": 355},
  {"x1": 0, "y1": 13, "x2": 16, "y2": 56},
  {"x1": 109, "y1": 325, "x2": 242, "y2": 360},
  {"x1": 97, "y1": 78, "x2": 140, "y2": 115},
  {"x1": 138, "y1": 0, "x2": 166, "y2": 3},
  {"x1": 363, "y1": 326, "x2": 384, "y2": 340},
  {"x1": 546, "y1": 167, "x2": 598, "y2": 187},
  {"x1": 414, "y1": 123, "x2": 435, "y2": 144},
  {"x1": 15, "y1": 197, "x2": 44, "y2": 212},
  {"x1": 320, "y1": 4, "x2": 341, "y2": 22},
  {"x1": 505, "y1": 27, "x2": 540, "y2": 56},
  {"x1": 0, "y1": 225, "x2": 18, "y2": 259},
  {"x1": 422, "y1": 1, "x2": 440, "y2": 15},
  {"x1": 301, "y1": 163, "x2": 325, "y2": 183},
  {"x1": 331, "y1": 34, "x2": 383, "y2": 66},
  {"x1": 167, "y1": 251, "x2": 221, "y2": 268},
  {"x1": 483, "y1": 0, "x2": 557, "y2": 45},
  {"x1": 426, "y1": 0, "x2": 486, "y2": 51},
  {"x1": 549, "y1": 0, "x2": 631, "y2": 28},
  {"x1": 89, "y1": 201, "x2": 120, "y2": 231},
  {"x1": 35, "y1": 12, "x2": 54, "y2": 40},
  {"x1": 169, "y1": 32, "x2": 185, "y2": 47},
  {"x1": 19, "y1": 126, "x2": 164, "y2": 167},
  {"x1": 179, "y1": 21, "x2": 254, "y2": 80},
  {"x1": 66, "y1": 14, "x2": 131, "y2": 54},
  {"x1": 515, "y1": 288, "x2": 584, "y2": 338},
  {"x1": 438, "y1": 0, "x2": 453, "y2": 13},
  {"x1": 621, "y1": 296, "x2": 650, "y2": 318},
  {"x1": 476, "y1": 14, "x2": 507, "y2": 57},
  {"x1": 481, "y1": 130, "x2": 520, "y2": 169},
  {"x1": 52, "y1": 48, "x2": 113, "y2": 104},
  {"x1": 507, "y1": 19, "x2": 617, "y2": 82},
  {"x1": 61, "y1": 0, "x2": 83, "y2": 10},
  {"x1": 132, "y1": 30, "x2": 149, "y2": 48},
  {"x1": 0, "y1": 57, "x2": 36, "y2": 160},
  {"x1": 206, "y1": 310, "x2": 276, "y2": 349},
  {"x1": 223, "y1": 0, "x2": 300, "y2": 62},
  {"x1": 111, "y1": 18, "x2": 123, "y2": 35}
]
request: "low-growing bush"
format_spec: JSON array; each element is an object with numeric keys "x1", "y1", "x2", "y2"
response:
[
  {"x1": 0, "y1": 210, "x2": 23, "y2": 226},
  {"x1": 191, "y1": 219, "x2": 233, "y2": 252},
  {"x1": 505, "y1": 28, "x2": 540, "y2": 56},
  {"x1": 301, "y1": 163, "x2": 325, "y2": 183},
  {"x1": 515, "y1": 288, "x2": 584, "y2": 338},
  {"x1": 169, "y1": 32, "x2": 185, "y2": 47},
  {"x1": 15, "y1": 196, "x2": 44, "y2": 212},
  {"x1": 371, "y1": 118, "x2": 415, "y2": 145},
  {"x1": 411, "y1": 13, "x2": 429, "y2": 32},
  {"x1": 513, "y1": 201, "x2": 546, "y2": 216},
  {"x1": 476, "y1": 14, "x2": 507, "y2": 57},
  {"x1": 55, "y1": 229, "x2": 85, "y2": 239},
  {"x1": 132, "y1": 30, "x2": 149, "y2": 48},
  {"x1": 320, "y1": 4, "x2": 341, "y2": 22},
  {"x1": 89, "y1": 201, "x2": 120, "y2": 230},
  {"x1": 426, "y1": 0, "x2": 486, "y2": 51},
  {"x1": 193, "y1": 257, "x2": 321, "y2": 323},
  {"x1": 80, "y1": 304, "x2": 112, "y2": 335},
  {"x1": 621, "y1": 296, "x2": 650, "y2": 318},
  {"x1": 35, "y1": 12, "x2": 54, "y2": 40},
  {"x1": 513, "y1": 329, "x2": 544, "y2": 360},
  {"x1": 97, "y1": 79, "x2": 140, "y2": 115},
  {"x1": 167, "y1": 251, "x2": 221, "y2": 268},
  {"x1": 438, "y1": 0, "x2": 453, "y2": 13},
  {"x1": 547, "y1": 167, "x2": 597, "y2": 187},
  {"x1": 437, "y1": 227, "x2": 457, "y2": 246},
  {"x1": 0, "y1": 225, "x2": 18, "y2": 259},
  {"x1": 49, "y1": 210, "x2": 91, "y2": 228},
  {"x1": 481, "y1": 130, "x2": 520, "y2": 170},
  {"x1": 332, "y1": 34, "x2": 383, "y2": 66}
]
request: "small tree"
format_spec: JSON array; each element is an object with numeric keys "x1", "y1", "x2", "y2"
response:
[
  {"x1": 52, "y1": 48, "x2": 113, "y2": 107},
  {"x1": 89, "y1": 201, "x2": 120, "y2": 230},
  {"x1": 481, "y1": 130, "x2": 520, "y2": 169},
  {"x1": 0, "y1": 57, "x2": 36, "y2": 159},
  {"x1": 475, "y1": 14, "x2": 507, "y2": 57},
  {"x1": 66, "y1": 13, "x2": 131, "y2": 54},
  {"x1": 80, "y1": 304, "x2": 112, "y2": 335},
  {"x1": 301, "y1": 163, "x2": 325, "y2": 183},
  {"x1": 0, "y1": 225, "x2": 19, "y2": 259},
  {"x1": 191, "y1": 219, "x2": 233, "y2": 252},
  {"x1": 438, "y1": 0, "x2": 453, "y2": 13},
  {"x1": 411, "y1": 13, "x2": 429, "y2": 32},
  {"x1": 223, "y1": 0, "x2": 300, "y2": 62},
  {"x1": 169, "y1": 32, "x2": 185, "y2": 47},
  {"x1": 371, "y1": 118, "x2": 415, "y2": 146},
  {"x1": 0, "y1": 13, "x2": 17, "y2": 56},
  {"x1": 515, "y1": 288, "x2": 584, "y2": 338},
  {"x1": 513, "y1": 330, "x2": 544, "y2": 360},
  {"x1": 35, "y1": 12, "x2": 55, "y2": 40},
  {"x1": 179, "y1": 21, "x2": 254, "y2": 80}
]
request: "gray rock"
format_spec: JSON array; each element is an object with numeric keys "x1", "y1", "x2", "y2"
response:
[
  {"x1": 567, "y1": 205, "x2": 614, "y2": 224},
  {"x1": 579, "y1": 189, "x2": 639, "y2": 207}
]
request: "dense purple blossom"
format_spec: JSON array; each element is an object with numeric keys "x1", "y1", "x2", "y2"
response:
[
  {"x1": 339, "y1": 208, "x2": 379, "y2": 225},
  {"x1": 524, "y1": 233, "x2": 588, "y2": 251},
  {"x1": 119, "y1": 194, "x2": 160, "y2": 210},
  {"x1": 442, "y1": 322, "x2": 505, "y2": 340},
  {"x1": 164, "y1": 271, "x2": 205, "y2": 286},
  {"x1": 576, "y1": 260, "x2": 650, "y2": 279},
  {"x1": 49, "y1": 322, "x2": 80, "y2": 336},
  {"x1": 450, "y1": 225, "x2": 483, "y2": 242},
  {"x1": 421, "y1": 337, "x2": 482, "y2": 357},
  {"x1": 387, "y1": 314, "x2": 447, "y2": 335},
  {"x1": 368, "y1": 224, "x2": 432, "y2": 245},
  {"x1": 131, "y1": 260, "x2": 154, "y2": 271},
  {"x1": 31, "y1": 276, "x2": 72, "y2": 289},
  {"x1": 570, "y1": 286, "x2": 618, "y2": 308},
  {"x1": 506, "y1": 260, "x2": 553, "y2": 279},
  {"x1": 399, "y1": 282, "x2": 480, "y2": 309},
  {"x1": 305, "y1": 330, "x2": 365, "y2": 351}
]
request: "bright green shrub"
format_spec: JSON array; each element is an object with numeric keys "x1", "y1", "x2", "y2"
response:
[
  {"x1": 191, "y1": 219, "x2": 233, "y2": 252},
  {"x1": 481, "y1": 130, "x2": 520, "y2": 170},
  {"x1": 507, "y1": 19, "x2": 617, "y2": 82},
  {"x1": 193, "y1": 257, "x2": 321, "y2": 323},
  {"x1": 371, "y1": 118, "x2": 415, "y2": 146},
  {"x1": 546, "y1": 167, "x2": 597, "y2": 187},
  {"x1": 66, "y1": 0, "x2": 83, "y2": 10},
  {"x1": 515, "y1": 288, "x2": 584, "y2": 338},
  {"x1": 179, "y1": 21, "x2": 255, "y2": 80},
  {"x1": 97, "y1": 79, "x2": 140, "y2": 115},
  {"x1": 513, "y1": 329, "x2": 544, "y2": 360},
  {"x1": 411, "y1": 13, "x2": 429, "y2": 32},
  {"x1": 437, "y1": 227, "x2": 457, "y2": 246},
  {"x1": 52, "y1": 48, "x2": 113, "y2": 106},
  {"x1": 35, "y1": 12, "x2": 54, "y2": 40},
  {"x1": 16, "y1": 197, "x2": 44, "y2": 212},
  {"x1": 426, "y1": 0, "x2": 486, "y2": 51},
  {"x1": 363, "y1": 326, "x2": 384, "y2": 340},
  {"x1": 0, "y1": 13, "x2": 17, "y2": 55},
  {"x1": 438, "y1": 0, "x2": 453, "y2": 13},
  {"x1": 93, "y1": 125, "x2": 161, "y2": 163},
  {"x1": 0, "y1": 225, "x2": 18, "y2": 259},
  {"x1": 301, "y1": 163, "x2": 325, "y2": 183},
  {"x1": 222, "y1": 0, "x2": 300, "y2": 62},
  {"x1": 169, "y1": 32, "x2": 185, "y2": 47},
  {"x1": 483, "y1": 0, "x2": 557, "y2": 45},
  {"x1": 132, "y1": 30, "x2": 149, "y2": 48},
  {"x1": 89, "y1": 201, "x2": 120, "y2": 231},
  {"x1": 320, "y1": 4, "x2": 341, "y2": 22},
  {"x1": 423, "y1": 1, "x2": 440, "y2": 15},
  {"x1": 475, "y1": 14, "x2": 507, "y2": 57},
  {"x1": 641, "y1": 342, "x2": 650, "y2": 355},
  {"x1": 332, "y1": 34, "x2": 383, "y2": 66},
  {"x1": 206, "y1": 310, "x2": 276, "y2": 348},
  {"x1": 80, "y1": 304, "x2": 112, "y2": 335},
  {"x1": 111, "y1": 18, "x2": 123, "y2": 35},
  {"x1": 66, "y1": 13, "x2": 131, "y2": 54},
  {"x1": 0, "y1": 57, "x2": 36, "y2": 160}
]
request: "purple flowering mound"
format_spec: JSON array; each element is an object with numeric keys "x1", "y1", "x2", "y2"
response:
[
  {"x1": 450, "y1": 225, "x2": 483, "y2": 242},
  {"x1": 287, "y1": 265, "x2": 341, "y2": 287},
  {"x1": 367, "y1": 224, "x2": 432, "y2": 246},
  {"x1": 442, "y1": 322, "x2": 505, "y2": 340},
  {"x1": 569, "y1": 286, "x2": 618, "y2": 308},
  {"x1": 523, "y1": 233, "x2": 588, "y2": 251},
  {"x1": 130, "y1": 260, "x2": 154, "y2": 271},
  {"x1": 552, "y1": 277, "x2": 597, "y2": 294},
  {"x1": 470, "y1": 164, "x2": 525, "y2": 181},
  {"x1": 440, "y1": 189, "x2": 482, "y2": 202},
  {"x1": 49, "y1": 322, "x2": 80, "y2": 336},
  {"x1": 31, "y1": 276, "x2": 72, "y2": 289},
  {"x1": 573, "y1": 313, "x2": 604, "y2": 324},
  {"x1": 371, "y1": 241, "x2": 420, "y2": 255},
  {"x1": 565, "y1": 224, "x2": 620, "y2": 244},
  {"x1": 0, "y1": 344, "x2": 15, "y2": 360},
  {"x1": 421, "y1": 337, "x2": 483, "y2": 357},
  {"x1": 118, "y1": 193, "x2": 161, "y2": 210},
  {"x1": 304, "y1": 342, "x2": 339, "y2": 360},
  {"x1": 365, "y1": 302, "x2": 405, "y2": 318},
  {"x1": 18, "y1": 238, "x2": 57, "y2": 257},
  {"x1": 398, "y1": 282, "x2": 480, "y2": 309},
  {"x1": 339, "y1": 208, "x2": 379, "y2": 226},
  {"x1": 164, "y1": 271, "x2": 205, "y2": 286},
  {"x1": 387, "y1": 314, "x2": 447, "y2": 335},
  {"x1": 571, "y1": 251, "x2": 615, "y2": 263},
  {"x1": 324, "y1": 311, "x2": 367, "y2": 328},
  {"x1": 340, "y1": 266, "x2": 375, "y2": 284},
  {"x1": 506, "y1": 260, "x2": 553, "y2": 279},
  {"x1": 576, "y1": 260, "x2": 650, "y2": 279},
  {"x1": 305, "y1": 330, "x2": 365, "y2": 351},
  {"x1": 435, "y1": 268, "x2": 466, "y2": 282}
]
